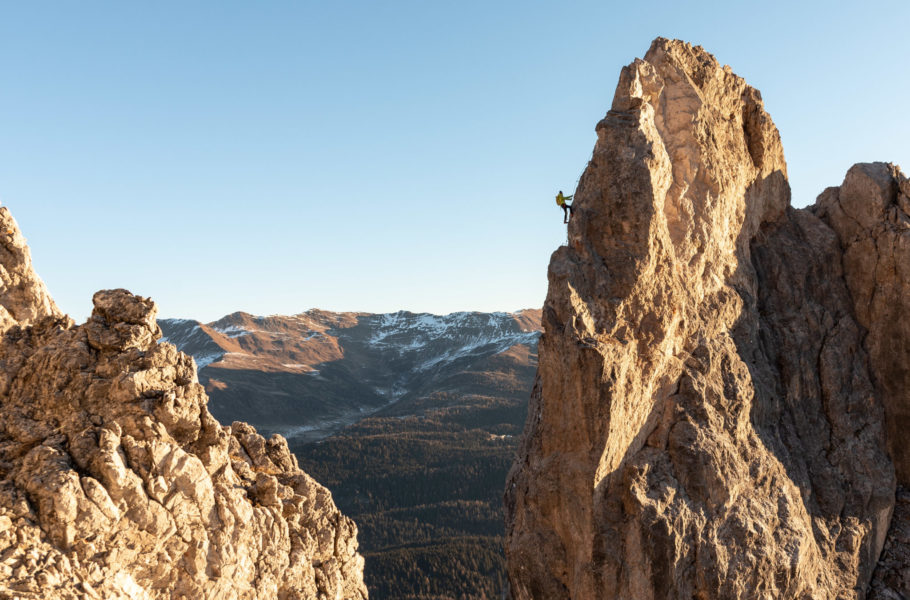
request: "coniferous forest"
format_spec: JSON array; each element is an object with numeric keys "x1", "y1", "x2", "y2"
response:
[{"x1": 293, "y1": 361, "x2": 534, "y2": 599}]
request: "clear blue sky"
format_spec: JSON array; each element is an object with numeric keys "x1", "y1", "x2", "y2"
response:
[{"x1": 1, "y1": 1, "x2": 908, "y2": 322}]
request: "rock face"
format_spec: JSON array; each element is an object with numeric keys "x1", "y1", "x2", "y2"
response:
[
  {"x1": 813, "y1": 163, "x2": 910, "y2": 486},
  {"x1": 0, "y1": 209, "x2": 367, "y2": 598},
  {"x1": 814, "y1": 163, "x2": 910, "y2": 598},
  {"x1": 505, "y1": 38, "x2": 909, "y2": 599}
]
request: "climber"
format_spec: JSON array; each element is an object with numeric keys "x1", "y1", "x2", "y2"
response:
[{"x1": 556, "y1": 191, "x2": 574, "y2": 223}]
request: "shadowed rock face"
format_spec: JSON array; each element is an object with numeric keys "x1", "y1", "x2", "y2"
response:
[
  {"x1": 505, "y1": 38, "x2": 908, "y2": 599},
  {"x1": 814, "y1": 164, "x2": 910, "y2": 487},
  {"x1": 0, "y1": 209, "x2": 367, "y2": 598}
]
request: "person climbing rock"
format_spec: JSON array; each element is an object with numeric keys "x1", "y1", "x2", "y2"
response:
[{"x1": 556, "y1": 190, "x2": 574, "y2": 223}]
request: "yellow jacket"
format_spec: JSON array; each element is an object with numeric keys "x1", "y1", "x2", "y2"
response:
[{"x1": 555, "y1": 192, "x2": 573, "y2": 206}]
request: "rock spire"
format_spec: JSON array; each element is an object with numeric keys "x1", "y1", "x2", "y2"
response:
[{"x1": 505, "y1": 38, "x2": 909, "y2": 599}]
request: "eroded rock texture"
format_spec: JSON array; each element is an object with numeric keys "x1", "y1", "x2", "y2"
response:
[
  {"x1": 0, "y1": 210, "x2": 367, "y2": 598},
  {"x1": 0, "y1": 208, "x2": 61, "y2": 332},
  {"x1": 505, "y1": 38, "x2": 908, "y2": 599}
]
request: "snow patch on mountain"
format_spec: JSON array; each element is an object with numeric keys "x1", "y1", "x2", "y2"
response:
[
  {"x1": 194, "y1": 353, "x2": 223, "y2": 369},
  {"x1": 159, "y1": 319, "x2": 228, "y2": 369},
  {"x1": 159, "y1": 321, "x2": 203, "y2": 346},
  {"x1": 212, "y1": 325, "x2": 251, "y2": 338},
  {"x1": 418, "y1": 330, "x2": 540, "y2": 371}
]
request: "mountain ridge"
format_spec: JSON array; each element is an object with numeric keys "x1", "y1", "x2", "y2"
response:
[{"x1": 160, "y1": 308, "x2": 541, "y2": 442}]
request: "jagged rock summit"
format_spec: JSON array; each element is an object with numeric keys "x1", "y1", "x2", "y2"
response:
[
  {"x1": 505, "y1": 38, "x2": 910, "y2": 599},
  {"x1": 0, "y1": 206, "x2": 367, "y2": 598}
]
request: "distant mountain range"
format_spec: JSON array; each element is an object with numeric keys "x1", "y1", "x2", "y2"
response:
[{"x1": 159, "y1": 309, "x2": 541, "y2": 440}]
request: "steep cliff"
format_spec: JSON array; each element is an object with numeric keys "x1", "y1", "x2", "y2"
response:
[
  {"x1": 0, "y1": 207, "x2": 368, "y2": 599},
  {"x1": 505, "y1": 38, "x2": 908, "y2": 599}
]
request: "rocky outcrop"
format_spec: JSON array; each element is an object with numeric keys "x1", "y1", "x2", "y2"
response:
[
  {"x1": 813, "y1": 163, "x2": 910, "y2": 486},
  {"x1": 505, "y1": 38, "x2": 908, "y2": 599},
  {"x1": 815, "y1": 163, "x2": 910, "y2": 598},
  {"x1": 0, "y1": 210, "x2": 367, "y2": 598},
  {"x1": 0, "y1": 208, "x2": 61, "y2": 332}
]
